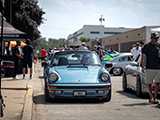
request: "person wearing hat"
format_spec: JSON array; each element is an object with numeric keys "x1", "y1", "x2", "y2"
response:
[
  {"x1": 13, "y1": 40, "x2": 23, "y2": 80},
  {"x1": 22, "y1": 39, "x2": 33, "y2": 79},
  {"x1": 79, "y1": 42, "x2": 88, "y2": 50},
  {"x1": 130, "y1": 42, "x2": 141, "y2": 59},
  {"x1": 141, "y1": 32, "x2": 160, "y2": 104}
]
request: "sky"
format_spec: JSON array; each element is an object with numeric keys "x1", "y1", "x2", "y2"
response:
[{"x1": 38, "y1": 0, "x2": 160, "y2": 40}]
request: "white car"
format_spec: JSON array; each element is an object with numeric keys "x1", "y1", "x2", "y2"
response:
[{"x1": 105, "y1": 53, "x2": 133, "y2": 76}]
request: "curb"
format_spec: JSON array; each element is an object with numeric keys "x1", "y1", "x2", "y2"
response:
[{"x1": 21, "y1": 85, "x2": 33, "y2": 120}]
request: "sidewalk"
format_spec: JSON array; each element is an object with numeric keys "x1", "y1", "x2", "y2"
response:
[{"x1": 1, "y1": 70, "x2": 34, "y2": 120}]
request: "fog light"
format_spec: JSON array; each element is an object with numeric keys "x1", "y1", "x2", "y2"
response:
[
  {"x1": 54, "y1": 90, "x2": 62, "y2": 94},
  {"x1": 97, "y1": 90, "x2": 105, "y2": 94}
]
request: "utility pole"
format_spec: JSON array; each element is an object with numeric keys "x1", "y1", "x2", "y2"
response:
[
  {"x1": 99, "y1": 15, "x2": 105, "y2": 25},
  {"x1": 0, "y1": 0, "x2": 5, "y2": 117}
]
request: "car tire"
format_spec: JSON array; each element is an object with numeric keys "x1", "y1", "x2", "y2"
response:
[
  {"x1": 136, "y1": 75, "x2": 143, "y2": 97},
  {"x1": 112, "y1": 67, "x2": 123, "y2": 76},
  {"x1": 102, "y1": 89, "x2": 111, "y2": 102},
  {"x1": 122, "y1": 72, "x2": 128, "y2": 92},
  {"x1": 44, "y1": 83, "x2": 53, "y2": 102}
]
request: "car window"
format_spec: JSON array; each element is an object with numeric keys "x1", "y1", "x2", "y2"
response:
[
  {"x1": 119, "y1": 56, "x2": 127, "y2": 61},
  {"x1": 50, "y1": 51, "x2": 101, "y2": 66}
]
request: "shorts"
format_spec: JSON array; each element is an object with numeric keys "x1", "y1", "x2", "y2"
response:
[
  {"x1": 23, "y1": 61, "x2": 32, "y2": 68},
  {"x1": 41, "y1": 57, "x2": 45, "y2": 60},
  {"x1": 146, "y1": 69, "x2": 160, "y2": 84}
]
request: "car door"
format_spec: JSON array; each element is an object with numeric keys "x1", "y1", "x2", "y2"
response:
[{"x1": 126, "y1": 55, "x2": 140, "y2": 90}]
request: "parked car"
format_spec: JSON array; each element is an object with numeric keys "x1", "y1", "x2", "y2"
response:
[
  {"x1": 122, "y1": 54, "x2": 160, "y2": 97},
  {"x1": 105, "y1": 53, "x2": 133, "y2": 76},
  {"x1": 101, "y1": 50, "x2": 121, "y2": 65},
  {"x1": 42, "y1": 50, "x2": 112, "y2": 102}
]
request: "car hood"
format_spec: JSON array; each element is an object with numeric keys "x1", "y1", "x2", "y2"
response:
[{"x1": 53, "y1": 66, "x2": 102, "y2": 83}]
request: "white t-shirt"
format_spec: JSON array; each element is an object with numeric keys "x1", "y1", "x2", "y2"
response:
[{"x1": 130, "y1": 47, "x2": 141, "y2": 59}]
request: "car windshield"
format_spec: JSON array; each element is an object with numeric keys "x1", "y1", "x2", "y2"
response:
[{"x1": 50, "y1": 51, "x2": 101, "y2": 66}]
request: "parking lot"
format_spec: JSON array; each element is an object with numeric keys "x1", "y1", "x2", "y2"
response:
[{"x1": 32, "y1": 63, "x2": 160, "y2": 120}]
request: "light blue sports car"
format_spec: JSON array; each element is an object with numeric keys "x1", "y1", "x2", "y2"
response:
[{"x1": 42, "y1": 50, "x2": 111, "y2": 102}]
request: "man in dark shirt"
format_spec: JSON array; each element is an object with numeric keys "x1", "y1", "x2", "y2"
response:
[
  {"x1": 13, "y1": 41, "x2": 23, "y2": 80},
  {"x1": 141, "y1": 32, "x2": 160, "y2": 104},
  {"x1": 22, "y1": 39, "x2": 33, "y2": 79}
]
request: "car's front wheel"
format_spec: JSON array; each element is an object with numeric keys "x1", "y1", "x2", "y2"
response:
[
  {"x1": 44, "y1": 83, "x2": 53, "y2": 102},
  {"x1": 102, "y1": 89, "x2": 111, "y2": 102},
  {"x1": 112, "y1": 67, "x2": 123, "y2": 76}
]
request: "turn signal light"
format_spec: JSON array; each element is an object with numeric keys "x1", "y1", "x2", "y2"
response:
[{"x1": 48, "y1": 86, "x2": 57, "y2": 89}]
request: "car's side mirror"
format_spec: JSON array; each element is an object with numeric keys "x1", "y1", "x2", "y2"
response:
[
  {"x1": 41, "y1": 62, "x2": 48, "y2": 67},
  {"x1": 129, "y1": 62, "x2": 138, "y2": 66},
  {"x1": 105, "y1": 63, "x2": 112, "y2": 68}
]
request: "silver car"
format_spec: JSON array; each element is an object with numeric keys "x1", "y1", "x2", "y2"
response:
[
  {"x1": 105, "y1": 53, "x2": 133, "y2": 76},
  {"x1": 122, "y1": 54, "x2": 160, "y2": 97}
]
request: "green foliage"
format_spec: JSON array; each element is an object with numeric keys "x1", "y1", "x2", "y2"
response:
[
  {"x1": 80, "y1": 37, "x2": 91, "y2": 42},
  {"x1": 34, "y1": 37, "x2": 68, "y2": 51},
  {"x1": 4, "y1": 0, "x2": 45, "y2": 40}
]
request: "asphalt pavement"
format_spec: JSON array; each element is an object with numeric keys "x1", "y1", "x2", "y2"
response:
[{"x1": 0, "y1": 64, "x2": 36, "y2": 120}]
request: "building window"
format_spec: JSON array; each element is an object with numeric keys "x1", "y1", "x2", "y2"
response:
[
  {"x1": 138, "y1": 33, "x2": 140, "y2": 36},
  {"x1": 126, "y1": 36, "x2": 128, "y2": 38},
  {"x1": 77, "y1": 32, "x2": 84, "y2": 36},
  {"x1": 104, "y1": 32, "x2": 121, "y2": 34},
  {"x1": 90, "y1": 31, "x2": 100, "y2": 34},
  {"x1": 117, "y1": 38, "x2": 119, "y2": 40}
]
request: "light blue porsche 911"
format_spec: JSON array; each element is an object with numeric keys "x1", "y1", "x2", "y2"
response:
[{"x1": 42, "y1": 50, "x2": 112, "y2": 102}]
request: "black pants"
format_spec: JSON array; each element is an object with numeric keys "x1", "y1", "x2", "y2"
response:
[{"x1": 13, "y1": 61, "x2": 19, "y2": 77}]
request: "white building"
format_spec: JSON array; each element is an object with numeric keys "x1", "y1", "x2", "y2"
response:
[{"x1": 68, "y1": 25, "x2": 135, "y2": 43}]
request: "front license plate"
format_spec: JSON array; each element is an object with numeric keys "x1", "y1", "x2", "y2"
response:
[{"x1": 74, "y1": 91, "x2": 86, "y2": 96}]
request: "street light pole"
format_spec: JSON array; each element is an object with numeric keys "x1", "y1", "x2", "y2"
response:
[{"x1": 99, "y1": 15, "x2": 105, "y2": 25}]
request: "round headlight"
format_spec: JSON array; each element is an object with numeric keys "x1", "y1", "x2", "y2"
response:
[
  {"x1": 49, "y1": 73, "x2": 58, "y2": 82},
  {"x1": 101, "y1": 73, "x2": 109, "y2": 81}
]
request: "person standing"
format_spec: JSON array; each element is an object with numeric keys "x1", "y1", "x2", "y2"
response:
[
  {"x1": 130, "y1": 42, "x2": 141, "y2": 59},
  {"x1": 140, "y1": 41, "x2": 144, "y2": 48},
  {"x1": 22, "y1": 39, "x2": 33, "y2": 79},
  {"x1": 97, "y1": 45, "x2": 104, "y2": 62},
  {"x1": 40, "y1": 47, "x2": 47, "y2": 61},
  {"x1": 37, "y1": 50, "x2": 41, "y2": 62},
  {"x1": 141, "y1": 32, "x2": 160, "y2": 104},
  {"x1": 13, "y1": 41, "x2": 23, "y2": 80},
  {"x1": 92, "y1": 45, "x2": 99, "y2": 55},
  {"x1": 79, "y1": 42, "x2": 88, "y2": 50}
]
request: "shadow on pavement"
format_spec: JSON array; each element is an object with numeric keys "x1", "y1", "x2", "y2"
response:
[
  {"x1": 155, "y1": 104, "x2": 160, "y2": 109},
  {"x1": 33, "y1": 94, "x2": 106, "y2": 105},
  {"x1": 116, "y1": 90, "x2": 150, "y2": 99},
  {"x1": 39, "y1": 76, "x2": 44, "y2": 79}
]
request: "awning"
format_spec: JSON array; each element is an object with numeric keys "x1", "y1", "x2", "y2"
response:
[
  {"x1": 5, "y1": 41, "x2": 26, "y2": 47},
  {"x1": 0, "y1": 13, "x2": 29, "y2": 41}
]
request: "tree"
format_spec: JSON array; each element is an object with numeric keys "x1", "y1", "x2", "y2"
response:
[
  {"x1": 4, "y1": 0, "x2": 45, "y2": 41},
  {"x1": 80, "y1": 37, "x2": 91, "y2": 43},
  {"x1": 34, "y1": 37, "x2": 68, "y2": 51}
]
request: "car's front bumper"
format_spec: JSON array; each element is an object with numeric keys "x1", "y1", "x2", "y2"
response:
[{"x1": 47, "y1": 83, "x2": 111, "y2": 99}]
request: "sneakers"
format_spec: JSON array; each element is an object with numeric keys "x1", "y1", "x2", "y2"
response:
[
  {"x1": 22, "y1": 76, "x2": 25, "y2": 79},
  {"x1": 29, "y1": 75, "x2": 32, "y2": 79},
  {"x1": 12, "y1": 77, "x2": 19, "y2": 80}
]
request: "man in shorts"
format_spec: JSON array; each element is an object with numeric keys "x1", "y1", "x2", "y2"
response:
[
  {"x1": 22, "y1": 39, "x2": 33, "y2": 79},
  {"x1": 141, "y1": 32, "x2": 160, "y2": 104}
]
